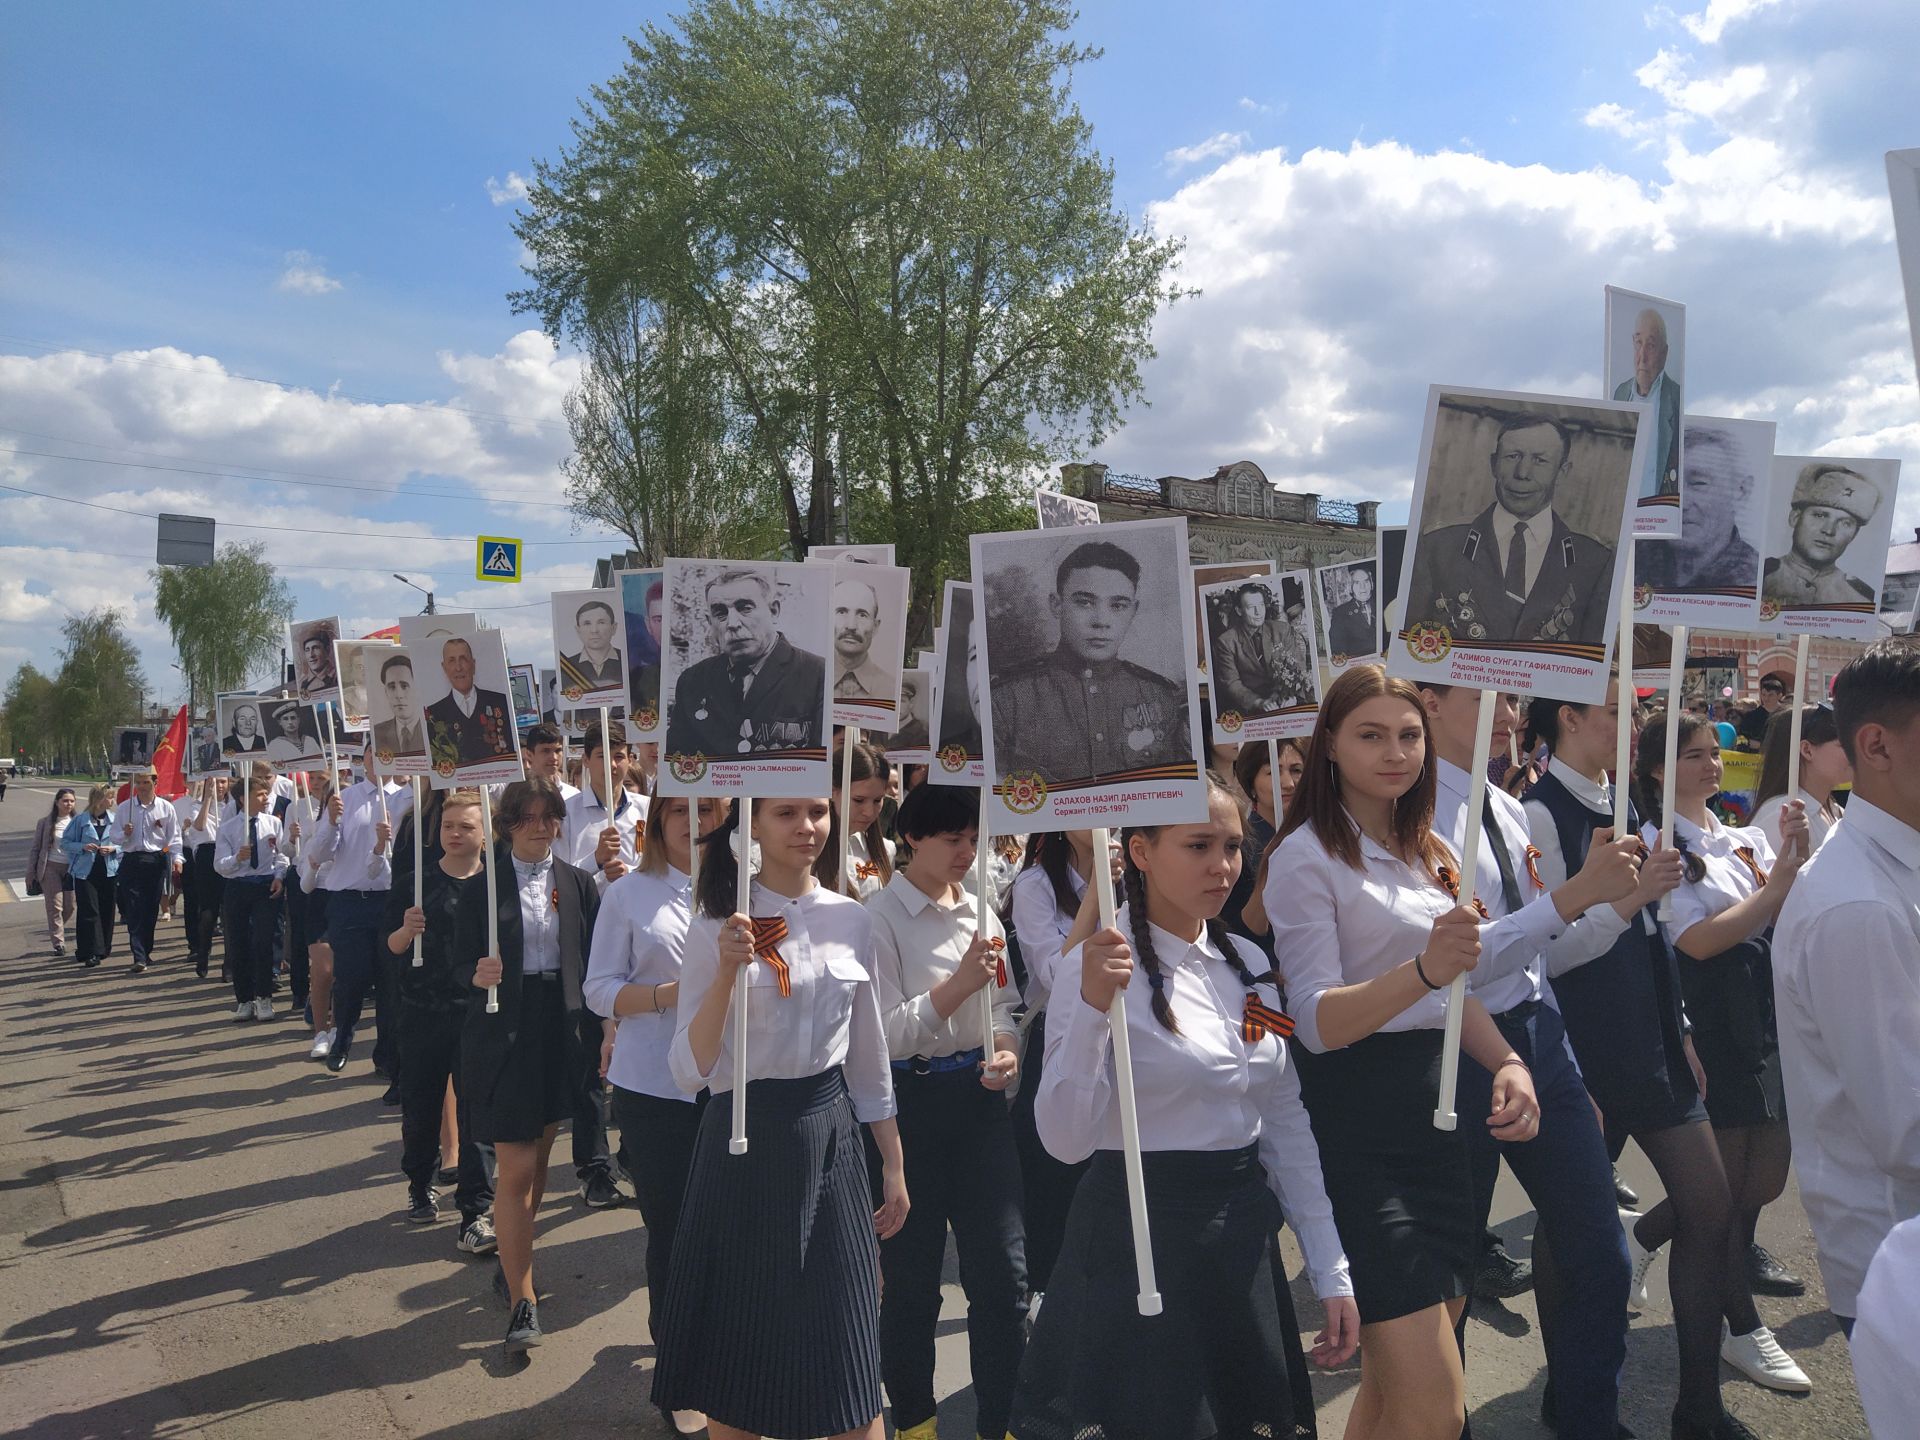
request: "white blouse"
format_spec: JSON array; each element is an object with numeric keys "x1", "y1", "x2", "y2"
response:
[
  {"x1": 584, "y1": 866, "x2": 696, "y2": 1101},
  {"x1": 1266, "y1": 821, "x2": 1457, "y2": 1052},
  {"x1": 1007, "y1": 861, "x2": 1086, "y2": 1017},
  {"x1": 1749, "y1": 789, "x2": 1835, "y2": 859},
  {"x1": 185, "y1": 794, "x2": 238, "y2": 849},
  {"x1": 213, "y1": 810, "x2": 289, "y2": 880},
  {"x1": 866, "y1": 873, "x2": 1016, "y2": 1059},
  {"x1": 669, "y1": 880, "x2": 895, "y2": 1123},
  {"x1": 844, "y1": 830, "x2": 894, "y2": 902},
  {"x1": 1643, "y1": 812, "x2": 1774, "y2": 947},
  {"x1": 562, "y1": 785, "x2": 644, "y2": 889},
  {"x1": 1038, "y1": 915, "x2": 1352, "y2": 1300}
]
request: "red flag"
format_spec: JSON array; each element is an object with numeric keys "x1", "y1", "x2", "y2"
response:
[{"x1": 151, "y1": 705, "x2": 190, "y2": 800}]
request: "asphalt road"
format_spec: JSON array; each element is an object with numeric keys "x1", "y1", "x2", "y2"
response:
[{"x1": 0, "y1": 779, "x2": 1870, "y2": 1438}]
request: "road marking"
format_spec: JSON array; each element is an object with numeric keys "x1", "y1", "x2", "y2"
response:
[{"x1": 2, "y1": 879, "x2": 24, "y2": 904}]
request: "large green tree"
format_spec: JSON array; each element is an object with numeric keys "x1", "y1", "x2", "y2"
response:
[
  {"x1": 52, "y1": 609, "x2": 145, "y2": 770},
  {"x1": 151, "y1": 541, "x2": 295, "y2": 707},
  {"x1": 514, "y1": 0, "x2": 1185, "y2": 637},
  {"x1": 1, "y1": 663, "x2": 57, "y2": 768}
]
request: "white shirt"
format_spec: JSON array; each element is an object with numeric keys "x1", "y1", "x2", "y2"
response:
[
  {"x1": 866, "y1": 873, "x2": 1017, "y2": 1059},
  {"x1": 1523, "y1": 763, "x2": 1639, "y2": 978},
  {"x1": 451, "y1": 686, "x2": 478, "y2": 718},
  {"x1": 844, "y1": 830, "x2": 894, "y2": 902},
  {"x1": 185, "y1": 793, "x2": 237, "y2": 849},
  {"x1": 114, "y1": 796, "x2": 183, "y2": 861},
  {"x1": 312, "y1": 779, "x2": 412, "y2": 892},
  {"x1": 1008, "y1": 861, "x2": 1086, "y2": 1018},
  {"x1": 1749, "y1": 789, "x2": 1836, "y2": 858},
  {"x1": 1853, "y1": 1217, "x2": 1920, "y2": 1433},
  {"x1": 1267, "y1": 821, "x2": 1457, "y2": 1052},
  {"x1": 562, "y1": 785, "x2": 645, "y2": 890},
  {"x1": 583, "y1": 867, "x2": 697, "y2": 1102},
  {"x1": 1488, "y1": 503, "x2": 1549, "y2": 598},
  {"x1": 669, "y1": 881, "x2": 895, "y2": 1123},
  {"x1": 1039, "y1": 917, "x2": 1352, "y2": 1300},
  {"x1": 214, "y1": 809, "x2": 289, "y2": 881},
  {"x1": 512, "y1": 852, "x2": 561, "y2": 975},
  {"x1": 1431, "y1": 757, "x2": 1566, "y2": 1014},
  {"x1": 1644, "y1": 812, "x2": 1773, "y2": 946},
  {"x1": 1771, "y1": 796, "x2": 1920, "y2": 1317}
]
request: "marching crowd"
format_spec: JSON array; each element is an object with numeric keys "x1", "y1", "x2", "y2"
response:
[{"x1": 19, "y1": 644, "x2": 1920, "y2": 1440}]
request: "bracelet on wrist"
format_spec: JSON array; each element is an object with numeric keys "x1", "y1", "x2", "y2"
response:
[
  {"x1": 1413, "y1": 955, "x2": 1442, "y2": 991},
  {"x1": 1496, "y1": 1056, "x2": 1530, "y2": 1073}
]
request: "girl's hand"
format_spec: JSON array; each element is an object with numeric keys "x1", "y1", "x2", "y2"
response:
[
  {"x1": 1632, "y1": 842, "x2": 1686, "y2": 907},
  {"x1": 1488, "y1": 1059, "x2": 1541, "y2": 1143},
  {"x1": 1079, "y1": 927, "x2": 1133, "y2": 1012},
  {"x1": 1775, "y1": 800, "x2": 1811, "y2": 872},
  {"x1": 980, "y1": 1046, "x2": 1019, "y2": 1092},
  {"x1": 874, "y1": 1164, "x2": 909, "y2": 1239},
  {"x1": 953, "y1": 934, "x2": 1000, "y2": 998},
  {"x1": 717, "y1": 912, "x2": 754, "y2": 974},
  {"x1": 473, "y1": 955, "x2": 504, "y2": 989},
  {"x1": 1419, "y1": 906, "x2": 1482, "y2": 986},
  {"x1": 398, "y1": 905, "x2": 427, "y2": 940},
  {"x1": 1310, "y1": 1296, "x2": 1360, "y2": 1368}
]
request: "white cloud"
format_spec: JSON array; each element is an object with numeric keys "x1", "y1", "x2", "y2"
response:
[
  {"x1": 276, "y1": 250, "x2": 342, "y2": 295},
  {"x1": 486, "y1": 171, "x2": 531, "y2": 206},
  {"x1": 1237, "y1": 97, "x2": 1274, "y2": 115},
  {"x1": 1163, "y1": 131, "x2": 1249, "y2": 173},
  {"x1": 1678, "y1": 0, "x2": 1786, "y2": 44}
]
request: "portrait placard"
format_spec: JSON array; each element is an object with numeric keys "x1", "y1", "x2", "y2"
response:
[
  {"x1": 879, "y1": 661, "x2": 934, "y2": 765},
  {"x1": 928, "y1": 581, "x2": 985, "y2": 786},
  {"x1": 658, "y1": 559, "x2": 832, "y2": 798},
  {"x1": 807, "y1": 543, "x2": 897, "y2": 565},
  {"x1": 218, "y1": 694, "x2": 270, "y2": 761},
  {"x1": 1630, "y1": 623, "x2": 1676, "y2": 692},
  {"x1": 1314, "y1": 558, "x2": 1381, "y2": 672},
  {"x1": 1632, "y1": 415, "x2": 1774, "y2": 631},
  {"x1": 1887, "y1": 149, "x2": 1920, "y2": 387},
  {"x1": 1191, "y1": 561, "x2": 1272, "y2": 674},
  {"x1": 332, "y1": 637, "x2": 395, "y2": 734},
  {"x1": 1759, "y1": 454, "x2": 1904, "y2": 640},
  {"x1": 1389, "y1": 385, "x2": 1645, "y2": 704},
  {"x1": 827, "y1": 562, "x2": 910, "y2": 730},
  {"x1": 1201, "y1": 570, "x2": 1320, "y2": 741},
  {"x1": 551, "y1": 587, "x2": 628, "y2": 711},
  {"x1": 288, "y1": 616, "x2": 342, "y2": 705},
  {"x1": 1603, "y1": 286, "x2": 1686, "y2": 537},
  {"x1": 971, "y1": 517, "x2": 1206, "y2": 832},
  {"x1": 399, "y1": 615, "x2": 523, "y2": 786},
  {"x1": 187, "y1": 719, "x2": 225, "y2": 781},
  {"x1": 111, "y1": 725, "x2": 157, "y2": 775},
  {"x1": 365, "y1": 645, "x2": 431, "y2": 775},
  {"x1": 1376, "y1": 524, "x2": 1407, "y2": 655},
  {"x1": 508, "y1": 663, "x2": 539, "y2": 731},
  {"x1": 1879, "y1": 571, "x2": 1920, "y2": 635},
  {"x1": 618, "y1": 568, "x2": 666, "y2": 736},
  {"x1": 1034, "y1": 485, "x2": 1101, "y2": 529},
  {"x1": 260, "y1": 696, "x2": 328, "y2": 770}
]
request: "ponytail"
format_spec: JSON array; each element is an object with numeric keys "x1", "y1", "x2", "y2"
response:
[{"x1": 696, "y1": 801, "x2": 745, "y2": 920}]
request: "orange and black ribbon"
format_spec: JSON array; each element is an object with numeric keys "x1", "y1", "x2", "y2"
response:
[
  {"x1": 854, "y1": 860, "x2": 881, "y2": 881},
  {"x1": 1435, "y1": 864, "x2": 1492, "y2": 920},
  {"x1": 1733, "y1": 846, "x2": 1769, "y2": 890},
  {"x1": 1524, "y1": 844, "x2": 1545, "y2": 892},
  {"x1": 1242, "y1": 992, "x2": 1295, "y2": 1044},
  {"x1": 987, "y1": 935, "x2": 1008, "y2": 987},
  {"x1": 750, "y1": 916, "x2": 793, "y2": 997}
]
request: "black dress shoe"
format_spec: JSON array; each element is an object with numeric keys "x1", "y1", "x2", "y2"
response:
[
  {"x1": 1748, "y1": 1243, "x2": 1805, "y2": 1296},
  {"x1": 436, "y1": 1165, "x2": 459, "y2": 1186},
  {"x1": 326, "y1": 1038, "x2": 350, "y2": 1075},
  {"x1": 1671, "y1": 1408, "x2": 1760, "y2": 1440},
  {"x1": 1475, "y1": 1236, "x2": 1534, "y2": 1300},
  {"x1": 381, "y1": 1079, "x2": 403, "y2": 1106},
  {"x1": 192, "y1": 953, "x2": 209, "y2": 978},
  {"x1": 1613, "y1": 1165, "x2": 1640, "y2": 1210},
  {"x1": 505, "y1": 1298, "x2": 543, "y2": 1351},
  {"x1": 1542, "y1": 1381, "x2": 1635, "y2": 1437}
]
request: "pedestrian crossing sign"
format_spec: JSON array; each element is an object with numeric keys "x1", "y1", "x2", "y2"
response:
[{"x1": 477, "y1": 536, "x2": 522, "y2": 583}]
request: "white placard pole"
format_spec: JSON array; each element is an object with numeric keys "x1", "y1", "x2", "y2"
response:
[
  {"x1": 730, "y1": 796, "x2": 753, "y2": 1156},
  {"x1": 411, "y1": 776, "x2": 425, "y2": 968},
  {"x1": 1785, "y1": 633, "x2": 1811, "y2": 818},
  {"x1": 1091, "y1": 824, "x2": 1163, "y2": 1317},
  {"x1": 1433, "y1": 687, "x2": 1498, "y2": 1132},
  {"x1": 839, "y1": 728, "x2": 859, "y2": 895},
  {"x1": 599, "y1": 705, "x2": 617, "y2": 863},
  {"x1": 481, "y1": 800, "x2": 500, "y2": 1015},
  {"x1": 1657, "y1": 624, "x2": 1689, "y2": 921},
  {"x1": 975, "y1": 789, "x2": 997, "y2": 1063},
  {"x1": 1614, "y1": 557, "x2": 1635, "y2": 836}
]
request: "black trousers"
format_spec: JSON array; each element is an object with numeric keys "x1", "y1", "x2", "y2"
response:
[
  {"x1": 221, "y1": 880, "x2": 278, "y2": 1003},
  {"x1": 610, "y1": 1084, "x2": 706, "y2": 1341},
  {"x1": 283, "y1": 882, "x2": 311, "y2": 1008},
  {"x1": 371, "y1": 943, "x2": 401, "y2": 1077},
  {"x1": 1010, "y1": 1009, "x2": 1089, "y2": 1293},
  {"x1": 74, "y1": 866, "x2": 116, "y2": 962},
  {"x1": 878, "y1": 1066, "x2": 1029, "y2": 1438},
  {"x1": 184, "y1": 842, "x2": 222, "y2": 959},
  {"x1": 573, "y1": 1008, "x2": 612, "y2": 1179},
  {"x1": 117, "y1": 853, "x2": 167, "y2": 967},
  {"x1": 398, "y1": 1004, "x2": 494, "y2": 1220}
]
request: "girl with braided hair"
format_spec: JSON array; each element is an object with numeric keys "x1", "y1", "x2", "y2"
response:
[
  {"x1": 1011, "y1": 777, "x2": 1357, "y2": 1440},
  {"x1": 1630, "y1": 713, "x2": 1815, "y2": 1406},
  {"x1": 816, "y1": 736, "x2": 895, "y2": 899}
]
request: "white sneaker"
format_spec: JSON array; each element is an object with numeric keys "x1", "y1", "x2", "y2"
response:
[
  {"x1": 1721, "y1": 1322, "x2": 1812, "y2": 1393},
  {"x1": 232, "y1": 1002, "x2": 252, "y2": 1023},
  {"x1": 252, "y1": 997, "x2": 273, "y2": 1021},
  {"x1": 1622, "y1": 1208, "x2": 1658, "y2": 1305},
  {"x1": 308, "y1": 1029, "x2": 334, "y2": 1060}
]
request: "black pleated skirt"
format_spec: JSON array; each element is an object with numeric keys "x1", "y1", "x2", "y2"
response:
[
  {"x1": 1011, "y1": 1145, "x2": 1306, "y2": 1440},
  {"x1": 466, "y1": 977, "x2": 579, "y2": 1145},
  {"x1": 1290, "y1": 1028, "x2": 1472, "y2": 1325},
  {"x1": 1678, "y1": 936, "x2": 1786, "y2": 1129},
  {"x1": 651, "y1": 1068, "x2": 883, "y2": 1438}
]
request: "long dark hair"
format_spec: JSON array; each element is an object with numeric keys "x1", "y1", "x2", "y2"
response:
[
  {"x1": 1277, "y1": 664, "x2": 1450, "y2": 881},
  {"x1": 1012, "y1": 831, "x2": 1082, "y2": 921},
  {"x1": 1635, "y1": 711, "x2": 1710, "y2": 883},
  {"x1": 816, "y1": 738, "x2": 894, "y2": 891},
  {"x1": 696, "y1": 800, "x2": 746, "y2": 921},
  {"x1": 1752, "y1": 704, "x2": 1839, "y2": 810},
  {"x1": 1120, "y1": 777, "x2": 1263, "y2": 1034},
  {"x1": 45, "y1": 787, "x2": 76, "y2": 826}
]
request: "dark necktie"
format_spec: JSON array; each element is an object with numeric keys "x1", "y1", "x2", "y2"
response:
[
  {"x1": 1505, "y1": 520, "x2": 1529, "y2": 600},
  {"x1": 247, "y1": 814, "x2": 259, "y2": 872},
  {"x1": 1480, "y1": 791, "x2": 1524, "y2": 914}
]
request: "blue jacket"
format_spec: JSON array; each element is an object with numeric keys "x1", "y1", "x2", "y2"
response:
[{"x1": 62, "y1": 812, "x2": 122, "y2": 880}]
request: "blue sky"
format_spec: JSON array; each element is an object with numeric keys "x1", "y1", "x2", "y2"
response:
[{"x1": 4, "y1": 0, "x2": 1918, "y2": 703}]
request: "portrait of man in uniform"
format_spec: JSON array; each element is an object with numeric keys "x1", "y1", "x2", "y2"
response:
[
  {"x1": 1638, "y1": 420, "x2": 1766, "y2": 595},
  {"x1": 263, "y1": 700, "x2": 324, "y2": 765},
  {"x1": 1318, "y1": 560, "x2": 1380, "y2": 665},
  {"x1": 620, "y1": 572, "x2": 665, "y2": 726},
  {"x1": 291, "y1": 619, "x2": 341, "y2": 701},
  {"x1": 423, "y1": 635, "x2": 515, "y2": 767},
  {"x1": 1762, "y1": 463, "x2": 1884, "y2": 610},
  {"x1": 552, "y1": 588, "x2": 627, "y2": 707},
  {"x1": 932, "y1": 588, "x2": 985, "y2": 771},
  {"x1": 1212, "y1": 578, "x2": 1314, "y2": 716},
  {"x1": 370, "y1": 652, "x2": 427, "y2": 761},
  {"x1": 663, "y1": 566, "x2": 828, "y2": 760},
  {"x1": 883, "y1": 666, "x2": 931, "y2": 754}
]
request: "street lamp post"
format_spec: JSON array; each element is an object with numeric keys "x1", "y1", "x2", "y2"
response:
[{"x1": 393, "y1": 574, "x2": 436, "y2": 615}]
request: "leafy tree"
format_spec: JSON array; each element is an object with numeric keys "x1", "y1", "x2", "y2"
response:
[
  {"x1": 52, "y1": 609, "x2": 145, "y2": 770},
  {"x1": 151, "y1": 541, "x2": 295, "y2": 707},
  {"x1": 514, "y1": 0, "x2": 1185, "y2": 639},
  {"x1": 2, "y1": 664, "x2": 57, "y2": 767}
]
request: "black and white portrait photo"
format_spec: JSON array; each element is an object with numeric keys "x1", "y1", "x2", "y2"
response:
[
  {"x1": 1393, "y1": 386, "x2": 1642, "y2": 703},
  {"x1": 551, "y1": 587, "x2": 628, "y2": 710},
  {"x1": 365, "y1": 646, "x2": 431, "y2": 775},
  {"x1": 658, "y1": 559, "x2": 831, "y2": 798},
  {"x1": 808, "y1": 543, "x2": 896, "y2": 565},
  {"x1": 508, "y1": 664, "x2": 538, "y2": 732},
  {"x1": 1604, "y1": 286, "x2": 1685, "y2": 533},
  {"x1": 1634, "y1": 415, "x2": 1774, "y2": 630},
  {"x1": 112, "y1": 725, "x2": 156, "y2": 774},
  {"x1": 218, "y1": 695, "x2": 269, "y2": 760},
  {"x1": 189, "y1": 722, "x2": 224, "y2": 780},
  {"x1": 929, "y1": 581, "x2": 985, "y2": 784},
  {"x1": 262, "y1": 698, "x2": 327, "y2": 768},
  {"x1": 1879, "y1": 571, "x2": 1920, "y2": 635},
  {"x1": 289, "y1": 617, "x2": 342, "y2": 705},
  {"x1": 618, "y1": 569, "x2": 665, "y2": 735},
  {"x1": 399, "y1": 614, "x2": 522, "y2": 785},
  {"x1": 827, "y1": 562, "x2": 910, "y2": 731},
  {"x1": 971, "y1": 517, "x2": 1206, "y2": 831},
  {"x1": 1377, "y1": 525, "x2": 1406, "y2": 656},
  {"x1": 1760, "y1": 454, "x2": 1903, "y2": 639},
  {"x1": 1033, "y1": 485, "x2": 1100, "y2": 529},
  {"x1": 1202, "y1": 572, "x2": 1321, "y2": 740},
  {"x1": 880, "y1": 662, "x2": 933, "y2": 764},
  {"x1": 332, "y1": 638, "x2": 393, "y2": 734},
  {"x1": 1190, "y1": 561, "x2": 1272, "y2": 674},
  {"x1": 1316, "y1": 558, "x2": 1381, "y2": 670}
]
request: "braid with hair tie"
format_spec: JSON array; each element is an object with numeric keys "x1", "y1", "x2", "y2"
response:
[
  {"x1": 1206, "y1": 918, "x2": 1259, "y2": 994},
  {"x1": 1670, "y1": 830, "x2": 1708, "y2": 885},
  {"x1": 1122, "y1": 857, "x2": 1181, "y2": 1035}
]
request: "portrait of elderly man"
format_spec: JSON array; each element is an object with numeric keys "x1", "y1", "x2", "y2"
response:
[
  {"x1": 1763, "y1": 463, "x2": 1882, "y2": 608},
  {"x1": 371, "y1": 653, "x2": 427, "y2": 758},
  {"x1": 559, "y1": 598, "x2": 623, "y2": 696},
  {"x1": 830, "y1": 576, "x2": 890, "y2": 700},
  {"x1": 664, "y1": 568, "x2": 826, "y2": 758},
  {"x1": 295, "y1": 623, "x2": 339, "y2": 699},
  {"x1": 1612, "y1": 306, "x2": 1682, "y2": 500},
  {"x1": 223, "y1": 701, "x2": 267, "y2": 756},
  {"x1": 1638, "y1": 422, "x2": 1761, "y2": 592},
  {"x1": 424, "y1": 635, "x2": 514, "y2": 767},
  {"x1": 627, "y1": 578, "x2": 665, "y2": 717},
  {"x1": 1214, "y1": 580, "x2": 1313, "y2": 715},
  {"x1": 1407, "y1": 413, "x2": 1615, "y2": 650}
]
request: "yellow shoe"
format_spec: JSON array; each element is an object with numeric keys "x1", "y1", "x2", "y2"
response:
[{"x1": 895, "y1": 1422, "x2": 939, "y2": 1440}]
